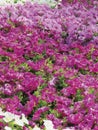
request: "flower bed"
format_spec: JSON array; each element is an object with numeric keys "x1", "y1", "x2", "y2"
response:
[{"x1": 0, "y1": 1, "x2": 98, "y2": 130}]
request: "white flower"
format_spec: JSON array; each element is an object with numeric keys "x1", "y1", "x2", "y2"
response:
[
  {"x1": 49, "y1": 77, "x2": 56, "y2": 86},
  {"x1": 4, "y1": 126, "x2": 12, "y2": 130},
  {"x1": 0, "y1": 0, "x2": 28, "y2": 5},
  {"x1": 0, "y1": 0, "x2": 7, "y2": 5},
  {"x1": 14, "y1": 113, "x2": 29, "y2": 127},
  {"x1": 44, "y1": 120, "x2": 57, "y2": 130},
  {"x1": 33, "y1": 125, "x2": 41, "y2": 130},
  {"x1": 3, "y1": 112, "x2": 15, "y2": 123},
  {"x1": 0, "y1": 107, "x2": 29, "y2": 127},
  {"x1": 21, "y1": 114, "x2": 29, "y2": 125},
  {"x1": 14, "y1": 115, "x2": 24, "y2": 127},
  {"x1": 31, "y1": 0, "x2": 57, "y2": 6},
  {"x1": 0, "y1": 0, "x2": 57, "y2": 6}
]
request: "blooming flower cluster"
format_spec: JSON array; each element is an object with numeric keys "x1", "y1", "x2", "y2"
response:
[
  {"x1": 0, "y1": 0, "x2": 98, "y2": 130},
  {"x1": 0, "y1": 108, "x2": 29, "y2": 129},
  {"x1": 0, "y1": 107, "x2": 56, "y2": 130}
]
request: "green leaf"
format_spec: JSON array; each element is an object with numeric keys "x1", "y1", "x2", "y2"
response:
[
  {"x1": 0, "y1": 56, "x2": 9, "y2": 62},
  {"x1": 75, "y1": 89, "x2": 84, "y2": 102},
  {"x1": 88, "y1": 88, "x2": 95, "y2": 94},
  {"x1": 55, "y1": 76, "x2": 68, "y2": 90},
  {"x1": 38, "y1": 100, "x2": 48, "y2": 107}
]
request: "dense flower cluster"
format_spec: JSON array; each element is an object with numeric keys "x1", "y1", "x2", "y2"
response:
[{"x1": 0, "y1": 1, "x2": 98, "y2": 130}]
